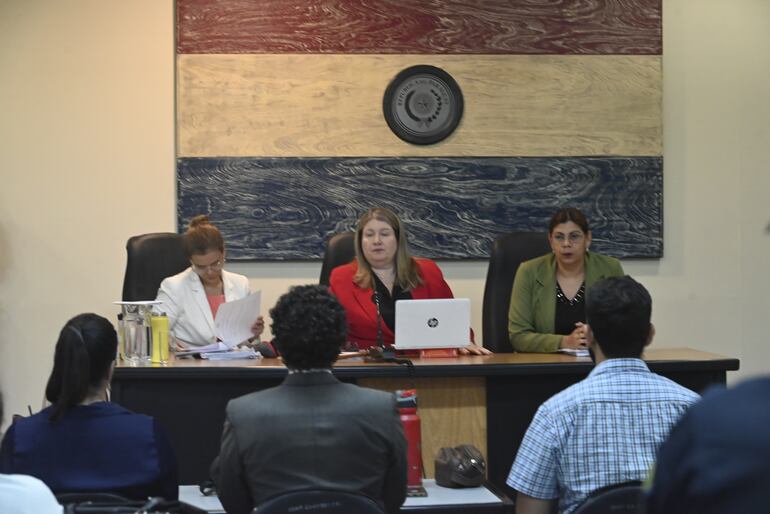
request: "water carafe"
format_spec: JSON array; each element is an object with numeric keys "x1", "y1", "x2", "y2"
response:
[{"x1": 114, "y1": 301, "x2": 160, "y2": 365}]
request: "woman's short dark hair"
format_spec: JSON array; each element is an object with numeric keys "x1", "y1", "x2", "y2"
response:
[
  {"x1": 45, "y1": 313, "x2": 117, "y2": 422},
  {"x1": 270, "y1": 285, "x2": 347, "y2": 369},
  {"x1": 548, "y1": 207, "x2": 590, "y2": 235},
  {"x1": 183, "y1": 215, "x2": 225, "y2": 258}
]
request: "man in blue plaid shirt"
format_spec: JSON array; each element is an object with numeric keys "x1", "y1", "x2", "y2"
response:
[{"x1": 507, "y1": 276, "x2": 699, "y2": 514}]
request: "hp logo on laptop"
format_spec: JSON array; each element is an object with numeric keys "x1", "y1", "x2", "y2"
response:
[{"x1": 427, "y1": 318, "x2": 439, "y2": 328}]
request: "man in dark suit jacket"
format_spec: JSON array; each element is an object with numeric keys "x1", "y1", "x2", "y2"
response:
[{"x1": 212, "y1": 285, "x2": 407, "y2": 514}]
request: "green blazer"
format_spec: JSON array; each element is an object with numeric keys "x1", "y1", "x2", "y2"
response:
[{"x1": 508, "y1": 252, "x2": 624, "y2": 353}]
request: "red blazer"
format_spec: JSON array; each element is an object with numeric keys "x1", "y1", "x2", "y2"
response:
[{"x1": 329, "y1": 258, "x2": 454, "y2": 349}]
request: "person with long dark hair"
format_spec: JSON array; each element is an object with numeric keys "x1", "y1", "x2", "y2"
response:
[{"x1": 0, "y1": 313, "x2": 178, "y2": 499}]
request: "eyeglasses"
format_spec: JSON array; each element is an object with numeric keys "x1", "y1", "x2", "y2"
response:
[
  {"x1": 552, "y1": 232, "x2": 585, "y2": 244},
  {"x1": 191, "y1": 259, "x2": 225, "y2": 273}
]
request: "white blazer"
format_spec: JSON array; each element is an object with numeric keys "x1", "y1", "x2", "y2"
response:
[{"x1": 156, "y1": 268, "x2": 251, "y2": 346}]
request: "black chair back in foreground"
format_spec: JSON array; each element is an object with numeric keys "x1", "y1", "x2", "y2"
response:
[
  {"x1": 254, "y1": 489, "x2": 385, "y2": 514},
  {"x1": 56, "y1": 493, "x2": 207, "y2": 514},
  {"x1": 57, "y1": 492, "x2": 132, "y2": 504},
  {"x1": 58, "y1": 493, "x2": 206, "y2": 514},
  {"x1": 318, "y1": 231, "x2": 355, "y2": 286},
  {"x1": 122, "y1": 232, "x2": 188, "y2": 301},
  {"x1": 572, "y1": 480, "x2": 644, "y2": 514},
  {"x1": 481, "y1": 231, "x2": 550, "y2": 353}
]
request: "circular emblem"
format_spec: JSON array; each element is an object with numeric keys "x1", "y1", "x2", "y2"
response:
[
  {"x1": 383, "y1": 65, "x2": 464, "y2": 145},
  {"x1": 427, "y1": 318, "x2": 439, "y2": 328}
]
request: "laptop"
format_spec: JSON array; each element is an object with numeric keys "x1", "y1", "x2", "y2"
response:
[{"x1": 394, "y1": 298, "x2": 471, "y2": 349}]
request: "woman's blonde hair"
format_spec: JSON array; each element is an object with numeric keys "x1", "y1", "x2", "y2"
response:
[
  {"x1": 353, "y1": 208, "x2": 422, "y2": 291},
  {"x1": 183, "y1": 215, "x2": 225, "y2": 258}
]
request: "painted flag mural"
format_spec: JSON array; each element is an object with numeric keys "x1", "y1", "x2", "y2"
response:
[{"x1": 176, "y1": 0, "x2": 662, "y2": 259}]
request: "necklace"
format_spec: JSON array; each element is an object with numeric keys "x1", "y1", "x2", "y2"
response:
[{"x1": 556, "y1": 282, "x2": 585, "y2": 306}]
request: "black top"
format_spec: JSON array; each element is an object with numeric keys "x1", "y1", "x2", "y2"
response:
[
  {"x1": 554, "y1": 282, "x2": 586, "y2": 335},
  {"x1": 372, "y1": 274, "x2": 413, "y2": 333}
]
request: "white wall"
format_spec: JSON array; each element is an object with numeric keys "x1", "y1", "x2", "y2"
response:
[{"x1": 1, "y1": 0, "x2": 769, "y2": 428}]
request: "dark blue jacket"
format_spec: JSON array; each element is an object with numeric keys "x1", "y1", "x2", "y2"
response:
[
  {"x1": 647, "y1": 377, "x2": 770, "y2": 514},
  {"x1": 0, "y1": 402, "x2": 177, "y2": 500}
]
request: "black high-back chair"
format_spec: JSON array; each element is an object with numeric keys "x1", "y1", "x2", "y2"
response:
[
  {"x1": 122, "y1": 232, "x2": 188, "y2": 301},
  {"x1": 254, "y1": 489, "x2": 385, "y2": 514},
  {"x1": 572, "y1": 480, "x2": 644, "y2": 514},
  {"x1": 318, "y1": 231, "x2": 355, "y2": 286},
  {"x1": 481, "y1": 231, "x2": 550, "y2": 353}
]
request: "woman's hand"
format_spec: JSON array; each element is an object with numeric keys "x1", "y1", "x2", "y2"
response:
[
  {"x1": 459, "y1": 343, "x2": 492, "y2": 355},
  {"x1": 173, "y1": 336, "x2": 188, "y2": 352},
  {"x1": 560, "y1": 323, "x2": 589, "y2": 349},
  {"x1": 251, "y1": 315, "x2": 265, "y2": 338}
]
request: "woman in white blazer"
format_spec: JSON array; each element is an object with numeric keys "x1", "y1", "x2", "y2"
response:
[{"x1": 156, "y1": 215, "x2": 264, "y2": 347}]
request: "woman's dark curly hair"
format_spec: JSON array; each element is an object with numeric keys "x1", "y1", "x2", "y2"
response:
[{"x1": 270, "y1": 285, "x2": 347, "y2": 369}]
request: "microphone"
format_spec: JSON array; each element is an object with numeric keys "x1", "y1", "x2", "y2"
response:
[
  {"x1": 368, "y1": 292, "x2": 410, "y2": 372},
  {"x1": 371, "y1": 292, "x2": 385, "y2": 350}
]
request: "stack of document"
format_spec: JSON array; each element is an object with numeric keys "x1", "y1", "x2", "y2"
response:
[
  {"x1": 176, "y1": 341, "x2": 230, "y2": 357},
  {"x1": 557, "y1": 348, "x2": 590, "y2": 357},
  {"x1": 200, "y1": 347, "x2": 259, "y2": 360}
]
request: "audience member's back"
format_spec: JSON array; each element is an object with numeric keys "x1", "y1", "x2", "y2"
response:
[
  {"x1": 224, "y1": 373, "x2": 404, "y2": 506},
  {"x1": 507, "y1": 276, "x2": 699, "y2": 514},
  {"x1": 1, "y1": 402, "x2": 175, "y2": 499},
  {"x1": 0, "y1": 313, "x2": 177, "y2": 499},
  {"x1": 539, "y1": 363, "x2": 699, "y2": 509},
  {"x1": 647, "y1": 376, "x2": 770, "y2": 514},
  {"x1": 212, "y1": 285, "x2": 407, "y2": 514},
  {"x1": 0, "y1": 389, "x2": 62, "y2": 514}
]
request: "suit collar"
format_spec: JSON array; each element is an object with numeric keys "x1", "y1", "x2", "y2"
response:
[
  {"x1": 343, "y1": 261, "x2": 395, "y2": 342},
  {"x1": 283, "y1": 371, "x2": 341, "y2": 387},
  {"x1": 534, "y1": 254, "x2": 557, "y2": 288},
  {"x1": 348, "y1": 262, "x2": 379, "y2": 326},
  {"x1": 583, "y1": 252, "x2": 604, "y2": 285}
]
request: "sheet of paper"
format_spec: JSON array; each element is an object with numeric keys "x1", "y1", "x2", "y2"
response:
[
  {"x1": 215, "y1": 291, "x2": 261, "y2": 347},
  {"x1": 557, "y1": 348, "x2": 590, "y2": 357}
]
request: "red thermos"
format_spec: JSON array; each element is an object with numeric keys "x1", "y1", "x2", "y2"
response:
[{"x1": 397, "y1": 389, "x2": 422, "y2": 487}]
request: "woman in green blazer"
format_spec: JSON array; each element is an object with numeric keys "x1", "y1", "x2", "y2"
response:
[{"x1": 508, "y1": 208, "x2": 624, "y2": 353}]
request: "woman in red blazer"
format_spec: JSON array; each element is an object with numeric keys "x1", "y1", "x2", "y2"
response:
[{"x1": 329, "y1": 207, "x2": 489, "y2": 354}]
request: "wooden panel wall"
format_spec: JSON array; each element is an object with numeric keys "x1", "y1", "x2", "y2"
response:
[
  {"x1": 177, "y1": 0, "x2": 661, "y2": 54},
  {"x1": 178, "y1": 55, "x2": 661, "y2": 158},
  {"x1": 176, "y1": 0, "x2": 663, "y2": 259},
  {"x1": 178, "y1": 157, "x2": 661, "y2": 259}
]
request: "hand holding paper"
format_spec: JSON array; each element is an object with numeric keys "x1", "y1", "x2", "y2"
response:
[
  {"x1": 251, "y1": 315, "x2": 265, "y2": 338},
  {"x1": 214, "y1": 291, "x2": 262, "y2": 347}
]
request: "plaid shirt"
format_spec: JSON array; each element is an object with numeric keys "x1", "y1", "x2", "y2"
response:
[{"x1": 507, "y1": 358, "x2": 699, "y2": 514}]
